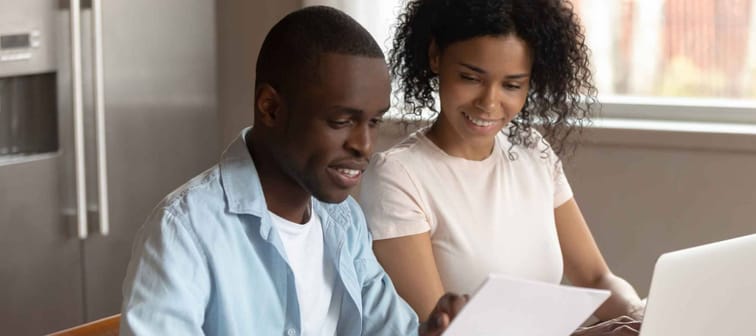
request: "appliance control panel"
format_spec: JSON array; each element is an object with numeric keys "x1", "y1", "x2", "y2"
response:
[
  {"x1": 0, "y1": 31, "x2": 41, "y2": 63},
  {"x1": 0, "y1": 0, "x2": 57, "y2": 77}
]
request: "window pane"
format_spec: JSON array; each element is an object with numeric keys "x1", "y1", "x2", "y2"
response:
[{"x1": 575, "y1": 0, "x2": 756, "y2": 100}]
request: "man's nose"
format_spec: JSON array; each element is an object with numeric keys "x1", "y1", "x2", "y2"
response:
[{"x1": 345, "y1": 123, "x2": 374, "y2": 157}]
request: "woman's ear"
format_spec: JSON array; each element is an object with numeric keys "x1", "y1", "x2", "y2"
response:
[
  {"x1": 428, "y1": 39, "x2": 440, "y2": 74},
  {"x1": 254, "y1": 83, "x2": 282, "y2": 127}
]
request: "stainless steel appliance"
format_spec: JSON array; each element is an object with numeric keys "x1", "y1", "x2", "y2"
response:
[{"x1": 0, "y1": 0, "x2": 220, "y2": 334}]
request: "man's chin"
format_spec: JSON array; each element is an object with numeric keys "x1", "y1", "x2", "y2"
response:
[{"x1": 312, "y1": 189, "x2": 351, "y2": 204}]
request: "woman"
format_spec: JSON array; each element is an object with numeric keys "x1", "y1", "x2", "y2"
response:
[{"x1": 359, "y1": 0, "x2": 645, "y2": 329}]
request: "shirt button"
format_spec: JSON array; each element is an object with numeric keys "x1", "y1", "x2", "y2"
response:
[{"x1": 286, "y1": 328, "x2": 296, "y2": 336}]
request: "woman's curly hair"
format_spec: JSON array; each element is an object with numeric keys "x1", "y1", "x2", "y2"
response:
[{"x1": 389, "y1": 0, "x2": 596, "y2": 158}]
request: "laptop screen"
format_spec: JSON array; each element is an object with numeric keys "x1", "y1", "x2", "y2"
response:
[{"x1": 639, "y1": 233, "x2": 756, "y2": 336}]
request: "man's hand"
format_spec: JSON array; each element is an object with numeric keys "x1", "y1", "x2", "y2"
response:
[
  {"x1": 572, "y1": 316, "x2": 642, "y2": 336},
  {"x1": 418, "y1": 293, "x2": 469, "y2": 336}
]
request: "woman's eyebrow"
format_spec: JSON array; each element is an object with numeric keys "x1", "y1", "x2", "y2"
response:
[{"x1": 459, "y1": 62, "x2": 530, "y2": 79}]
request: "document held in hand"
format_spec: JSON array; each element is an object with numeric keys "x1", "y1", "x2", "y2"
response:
[{"x1": 444, "y1": 274, "x2": 610, "y2": 336}]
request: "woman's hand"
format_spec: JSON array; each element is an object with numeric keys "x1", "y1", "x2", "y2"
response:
[
  {"x1": 627, "y1": 298, "x2": 647, "y2": 321},
  {"x1": 572, "y1": 316, "x2": 642, "y2": 336}
]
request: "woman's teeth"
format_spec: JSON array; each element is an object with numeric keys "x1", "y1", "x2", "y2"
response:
[
  {"x1": 464, "y1": 113, "x2": 496, "y2": 127},
  {"x1": 337, "y1": 168, "x2": 360, "y2": 178}
]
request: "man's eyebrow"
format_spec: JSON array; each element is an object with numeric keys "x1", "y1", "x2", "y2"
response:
[
  {"x1": 459, "y1": 62, "x2": 530, "y2": 79},
  {"x1": 331, "y1": 106, "x2": 363, "y2": 115},
  {"x1": 331, "y1": 105, "x2": 391, "y2": 116}
]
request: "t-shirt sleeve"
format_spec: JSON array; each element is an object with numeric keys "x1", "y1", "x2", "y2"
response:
[
  {"x1": 532, "y1": 131, "x2": 574, "y2": 208},
  {"x1": 358, "y1": 153, "x2": 431, "y2": 240},
  {"x1": 525, "y1": 130, "x2": 574, "y2": 208},
  {"x1": 552, "y1": 158, "x2": 574, "y2": 208}
]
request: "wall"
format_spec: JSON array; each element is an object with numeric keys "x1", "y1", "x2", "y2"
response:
[
  {"x1": 565, "y1": 126, "x2": 756, "y2": 296},
  {"x1": 216, "y1": 0, "x2": 301, "y2": 146}
]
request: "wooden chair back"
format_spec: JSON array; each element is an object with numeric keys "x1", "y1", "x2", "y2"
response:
[{"x1": 47, "y1": 314, "x2": 120, "y2": 336}]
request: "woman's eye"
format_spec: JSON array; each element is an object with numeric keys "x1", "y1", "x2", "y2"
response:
[
  {"x1": 505, "y1": 83, "x2": 522, "y2": 90},
  {"x1": 460, "y1": 74, "x2": 479, "y2": 82}
]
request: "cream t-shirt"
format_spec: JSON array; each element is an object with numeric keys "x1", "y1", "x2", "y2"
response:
[{"x1": 359, "y1": 128, "x2": 573, "y2": 295}]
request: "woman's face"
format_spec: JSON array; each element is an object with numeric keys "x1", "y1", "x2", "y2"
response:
[{"x1": 430, "y1": 34, "x2": 533, "y2": 146}]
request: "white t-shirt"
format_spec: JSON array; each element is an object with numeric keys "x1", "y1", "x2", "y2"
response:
[
  {"x1": 359, "y1": 128, "x2": 573, "y2": 295},
  {"x1": 269, "y1": 207, "x2": 341, "y2": 336}
]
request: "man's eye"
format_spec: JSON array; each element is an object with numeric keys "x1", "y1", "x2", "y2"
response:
[
  {"x1": 329, "y1": 120, "x2": 352, "y2": 128},
  {"x1": 369, "y1": 118, "x2": 384, "y2": 127}
]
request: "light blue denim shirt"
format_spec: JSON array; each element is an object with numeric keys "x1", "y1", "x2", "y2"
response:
[{"x1": 120, "y1": 128, "x2": 419, "y2": 335}]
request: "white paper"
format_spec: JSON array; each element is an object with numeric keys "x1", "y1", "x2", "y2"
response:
[{"x1": 443, "y1": 274, "x2": 610, "y2": 336}]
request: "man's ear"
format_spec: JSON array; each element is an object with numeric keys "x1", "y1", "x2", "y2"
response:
[
  {"x1": 428, "y1": 39, "x2": 440, "y2": 74},
  {"x1": 255, "y1": 83, "x2": 283, "y2": 127}
]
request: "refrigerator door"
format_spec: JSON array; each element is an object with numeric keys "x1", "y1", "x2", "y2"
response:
[
  {"x1": 0, "y1": 2, "x2": 85, "y2": 335},
  {"x1": 76, "y1": 0, "x2": 221, "y2": 320},
  {"x1": 0, "y1": 158, "x2": 85, "y2": 335}
]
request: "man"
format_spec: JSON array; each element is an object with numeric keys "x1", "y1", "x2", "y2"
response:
[{"x1": 120, "y1": 6, "x2": 466, "y2": 336}]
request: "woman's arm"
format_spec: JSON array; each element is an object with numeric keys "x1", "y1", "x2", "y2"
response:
[
  {"x1": 373, "y1": 232, "x2": 446, "y2": 321},
  {"x1": 555, "y1": 198, "x2": 645, "y2": 320}
]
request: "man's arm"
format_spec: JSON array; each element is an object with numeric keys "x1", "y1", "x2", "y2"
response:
[
  {"x1": 351, "y1": 199, "x2": 420, "y2": 335},
  {"x1": 120, "y1": 208, "x2": 210, "y2": 336},
  {"x1": 350, "y1": 199, "x2": 467, "y2": 336}
]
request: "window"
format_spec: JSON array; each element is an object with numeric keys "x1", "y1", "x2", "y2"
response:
[
  {"x1": 576, "y1": 0, "x2": 756, "y2": 101},
  {"x1": 336, "y1": 0, "x2": 756, "y2": 123}
]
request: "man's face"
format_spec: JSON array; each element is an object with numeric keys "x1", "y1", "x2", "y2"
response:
[{"x1": 275, "y1": 53, "x2": 390, "y2": 203}]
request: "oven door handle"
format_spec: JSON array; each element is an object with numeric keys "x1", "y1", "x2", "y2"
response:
[{"x1": 92, "y1": 0, "x2": 109, "y2": 236}]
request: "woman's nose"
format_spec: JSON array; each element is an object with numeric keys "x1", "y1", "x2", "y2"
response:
[{"x1": 474, "y1": 86, "x2": 500, "y2": 113}]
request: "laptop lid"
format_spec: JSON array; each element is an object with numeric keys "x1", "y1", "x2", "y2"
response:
[{"x1": 639, "y1": 233, "x2": 756, "y2": 336}]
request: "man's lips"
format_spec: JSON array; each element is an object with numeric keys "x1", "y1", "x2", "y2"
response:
[
  {"x1": 327, "y1": 160, "x2": 368, "y2": 188},
  {"x1": 334, "y1": 167, "x2": 362, "y2": 178},
  {"x1": 329, "y1": 159, "x2": 368, "y2": 173}
]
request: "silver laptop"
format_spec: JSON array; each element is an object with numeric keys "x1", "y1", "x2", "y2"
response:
[{"x1": 639, "y1": 233, "x2": 756, "y2": 336}]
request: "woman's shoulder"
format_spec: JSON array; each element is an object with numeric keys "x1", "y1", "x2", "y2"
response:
[
  {"x1": 372, "y1": 129, "x2": 432, "y2": 165},
  {"x1": 496, "y1": 127, "x2": 559, "y2": 164},
  {"x1": 364, "y1": 130, "x2": 439, "y2": 189}
]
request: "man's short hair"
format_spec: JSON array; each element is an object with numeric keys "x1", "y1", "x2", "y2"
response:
[{"x1": 255, "y1": 6, "x2": 384, "y2": 98}]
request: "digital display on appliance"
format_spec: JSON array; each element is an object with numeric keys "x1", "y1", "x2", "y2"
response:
[{"x1": 1, "y1": 34, "x2": 31, "y2": 49}]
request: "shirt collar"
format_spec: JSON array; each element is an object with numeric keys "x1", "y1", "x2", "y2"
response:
[
  {"x1": 219, "y1": 127, "x2": 352, "y2": 237},
  {"x1": 219, "y1": 127, "x2": 267, "y2": 218}
]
